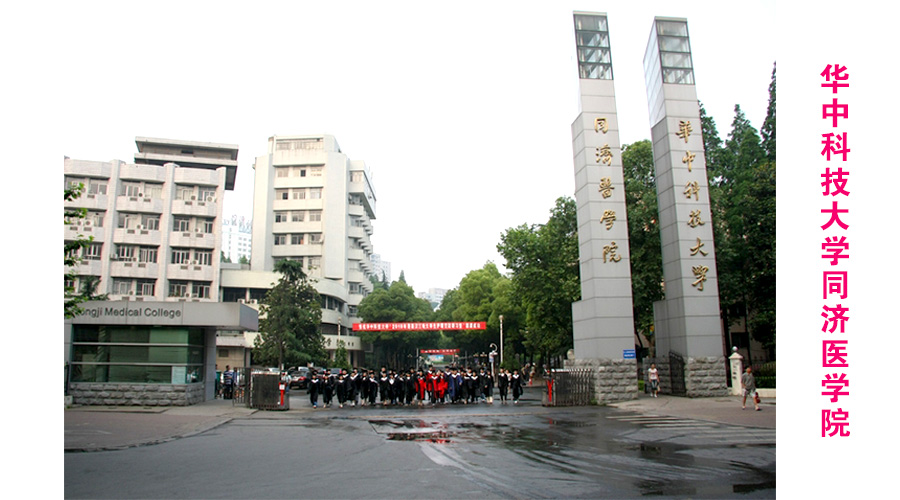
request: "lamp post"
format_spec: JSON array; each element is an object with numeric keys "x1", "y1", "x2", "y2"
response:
[{"x1": 499, "y1": 315, "x2": 504, "y2": 367}]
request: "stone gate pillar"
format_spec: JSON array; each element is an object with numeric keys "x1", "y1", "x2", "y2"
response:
[
  {"x1": 568, "y1": 12, "x2": 637, "y2": 403},
  {"x1": 642, "y1": 17, "x2": 726, "y2": 396}
]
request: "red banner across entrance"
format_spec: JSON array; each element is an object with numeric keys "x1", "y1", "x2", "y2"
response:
[
  {"x1": 352, "y1": 322, "x2": 486, "y2": 332},
  {"x1": 420, "y1": 349, "x2": 460, "y2": 355}
]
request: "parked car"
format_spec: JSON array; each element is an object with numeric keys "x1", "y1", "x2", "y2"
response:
[{"x1": 289, "y1": 368, "x2": 310, "y2": 389}]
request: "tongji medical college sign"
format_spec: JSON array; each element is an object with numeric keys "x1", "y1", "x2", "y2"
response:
[{"x1": 352, "y1": 322, "x2": 486, "y2": 332}]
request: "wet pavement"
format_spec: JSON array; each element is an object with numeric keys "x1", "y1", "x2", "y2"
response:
[{"x1": 65, "y1": 389, "x2": 775, "y2": 498}]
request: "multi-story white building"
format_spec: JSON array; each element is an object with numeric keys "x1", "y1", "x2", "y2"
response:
[
  {"x1": 64, "y1": 137, "x2": 238, "y2": 302},
  {"x1": 222, "y1": 215, "x2": 252, "y2": 263},
  {"x1": 370, "y1": 253, "x2": 392, "y2": 284},
  {"x1": 220, "y1": 134, "x2": 377, "y2": 367},
  {"x1": 418, "y1": 288, "x2": 448, "y2": 310}
]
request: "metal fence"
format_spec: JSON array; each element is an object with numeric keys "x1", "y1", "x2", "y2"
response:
[{"x1": 546, "y1": 368, "x2": 594, "y2": 406}]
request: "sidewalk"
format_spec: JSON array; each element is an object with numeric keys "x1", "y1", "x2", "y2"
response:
[
  {"x1": 608, "y1": 393, "x2": 776, "y2": 429},
  {"x1": 64, "y1": 399, "x2": 256, "y2": 452}
]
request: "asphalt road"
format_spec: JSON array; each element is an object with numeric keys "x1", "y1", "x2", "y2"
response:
[{"x1": 65, "y1": 395, "x2": 775, "y2": 499}]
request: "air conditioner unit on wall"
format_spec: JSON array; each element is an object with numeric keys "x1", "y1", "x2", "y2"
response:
[{"x1": 207, "y1": 196, "x2": 215, "y2": 202}]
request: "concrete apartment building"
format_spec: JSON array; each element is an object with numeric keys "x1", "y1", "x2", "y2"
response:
[
  {"x1": 64, "y1": 137, "x2": 238, "y2": 301},
  {"x1": 64, "y1": 137, "x2": 258, "y2": 406},
  {"x1": 220, "y1": 134, "x2": 377, "y2": 367}
]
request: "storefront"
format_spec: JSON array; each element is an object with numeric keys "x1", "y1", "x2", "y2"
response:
[{"x1": 65, "y1": 301, "x2": 257, "y2": 406}]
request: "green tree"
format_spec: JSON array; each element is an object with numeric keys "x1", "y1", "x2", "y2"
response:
[
  {"x1": 253, "y1": 260, "x2": 325, "y2": 369},
  {"x1": 333, "y1": 340, "x2": 352, "y2": 371},
  {"x1": 497, "y1": 197, "x2": 579, "y2": 365},
  {"x1": 357, "y1": 280, "x2": 436, "y2": 368},
  {"x1": 621, "y1": 140, "x2": 664, "y2": 346},
  {"x1": 706, "y1": 103, "x2": 776, "y2": 358},
  {"x1": 761, "y1": 62, "x2": 776, "y2": 163},
  {"x1": 65, "y1": 183, "x2": 94, "y2": 318}
]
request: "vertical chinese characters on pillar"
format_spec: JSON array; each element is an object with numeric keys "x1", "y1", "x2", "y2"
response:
[{"x1": 819, "y1": 63, "x2": 851, "y2": 438}]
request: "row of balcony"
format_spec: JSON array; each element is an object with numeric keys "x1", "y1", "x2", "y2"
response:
[{"x1": 65, "y1": 195, "x2": 219, "y2": 216}]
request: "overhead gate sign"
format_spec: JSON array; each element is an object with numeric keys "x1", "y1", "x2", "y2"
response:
[{"x1": 352, "y1": 322, "x2": 486, "y2": 332}]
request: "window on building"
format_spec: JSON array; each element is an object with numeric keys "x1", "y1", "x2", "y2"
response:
[
  {"x1": 172, "y1": 248, "x2": 191, "y2": 265},
  {"x1": 199, "y1": 187, "x2": 216, "y2": 201},
  {"x1": 137, "y1": 280, "x2": 156, "y2": 296},
  {"x1": 145, "y1": 183, "x2": 163, "y2": 200},
  {"x1": 293, "y1": 189, "x2": 306, "y2": 200},
  {"x1": 276, "y1": 189, "x2": 289, "y2": 200},
  {"x1": 309, "y1": 233, "x2": 323, "y2": 244},
  {"x1": 195, "y1": 250, "x2": 212, "y2": 266},
  {"x1": 292, "y1": 211, "x2": 304, "y2": 222},
  {"x1": 139, "y1": 247, "x2": 158, "y2": 263},
  {"x1": 144, "y1": 216, "x2": 160, "y2": 230},
  {"x1": 88, "y1": 179, "x2": 108, "y2": 196},
  {"x1": 310, "y1": 188, "x2": 322, "y2": 199},
  {"x1": 291, "y1": 234, "x2": 303, "y2": 245},
  {"x1": 308, "y1": 256, "x2": 321, "y2": 269},
  {"x1": 276, "y1": 168, "x2": 289, "y2": 178},
  {"x1": 174, "y1": 217, "x2": 191, "y2": 232},
  {"x1": 70, "y1": 325, "x2": 205, "y2": 384},
  {"x1": 123, "y1": 182, "x2": 142, "y2": 197},
  {"x1": 112, "y1": 278, "x2": 133, "y2": 295},
  {"x1": 309, "y1": 211, "x2": 322, "y2": 222},
  {"x1": 84, "y1": 243, "x2": 103, "y2": 260},
  {"x1": 309, "y1": 166, "x2": 323, "y2": 176},
  {"x1": 350, "y1": 171, "x2": 364, "y2": 183},
  {"x1": 176, "y1": 185, "x2": 194, "y2": 201},
  {"x1": 275, "y1": 212, "x2": 288, "y2": 223},
  {"x1": 274, "y1": 234, "x2": 286, "y2": 245},
  {"x1": 88, "y1": 211, "x2": 104, "y2": 227},
  {"x1": 202, "y1": 219, "x2": 214, "y2": 234},
  {"x1": 169, "y1": 280, "x2": 189, "y2": 297},
  {"x1": 116, "y1": 245, "x2": 136, "y2": 261},
  {"x1": 192, "y1": 282, "x2": 211, "y2": 299}
]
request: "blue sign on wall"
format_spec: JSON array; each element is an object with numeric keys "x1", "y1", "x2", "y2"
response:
[{"x1": 623, "y1": 349, "x2": 636, "y2": 359}]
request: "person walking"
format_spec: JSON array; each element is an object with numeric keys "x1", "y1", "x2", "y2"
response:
[
  {"x1": 511, "y1": 368, "x2": 524, "y2": 404},
  {"x1": 497, "y1": 368, "x2": 509, "y2": 404},
  {"x1": 308, "y1": 370, "x2": 321, "y2": 408},
  {"x1": 741, "y1": 366, "x2": 760, "y2": 411},
  {"x1": 223, "y1": 366, "x2": 235, "y2": 400},
  {"x1": 648, "y1": 363, "x2": 660, "y2": 398}
]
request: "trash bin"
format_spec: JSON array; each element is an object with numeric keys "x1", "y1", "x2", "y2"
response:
[{"x1": 250, "y1": 372, "x2": 290, "y2": 410}]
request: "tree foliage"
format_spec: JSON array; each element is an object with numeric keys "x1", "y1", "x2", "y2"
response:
[
  {"x1": 497, "y1": 197, "x2": 579, "y2": 362},
  {"x1": 65, "y1": 183, "x2": 95, "y2": 319},
  {"x1": 621, "y1": 140, "x2": 664, "y2": 338},
  {"x1": 357, "y1": 279, "x2": 436, "y2": 368},
  {"x1": 253, "y1": 260, "x2": 325, "y2": 369},
  {"x1": 704, "y1": 71, "x2": 777, "y2": 356}
]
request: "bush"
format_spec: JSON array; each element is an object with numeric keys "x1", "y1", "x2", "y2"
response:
[{"x1": 756, "y1": 376, "x2": 776, "y2": 389}]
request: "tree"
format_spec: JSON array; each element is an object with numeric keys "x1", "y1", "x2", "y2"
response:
[
  {"x1": 253, "y1": 260, "x2": 325, "y2": 369},
  {"x1": 333, "y1": 340, "x2": 352, "y2": 371},
  {"x1": 497, "y1": 197, "x2": 579, "y2": 366},
  {"x1": 64, "y1": 183, "x2": 94, "y2": 318},
  {"x1": 761, "y1": 62, "x2": 776, "y2": 163},
  {"x1": 357, "y1": 280, "x2": 436, "y2": 368},
  {"x1": 621, "y1": 140, "x2": 664, "y2": 346}
]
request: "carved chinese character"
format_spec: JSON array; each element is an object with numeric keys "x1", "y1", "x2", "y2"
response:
[
  {"x1": 600, "y1": 210, "x2": 616, "y2": 229},
  {"x1": 691, "y1": 265, "x2": 709, "y2": 291},
  {"x1": 602, "y1": 242, "x2": 622, "y2": 263},
  {"x1": 684, "y1": 181, "x2": 700, "y2": 201},
  {"x1": 595, "y1": 145, "x2": 613, "y2": 165},
  {"x1": 599, "y1": 178, "x2": 614, "y2": 198},
  {"x1": 689, "y1": 237, "x2": 708, "y2": 256},
  {"x1": 687, "y1": 210, "x2": 705, "y2": 227},
  {"x1": 594, "y1": 117, "x2": 609, "y2": 134},
  {"x1": 682, "y1": 150, "x2": 696, "y2": 172},
  {"x1": 676, "y1": 120, "x2": 692, "y2": 143}
]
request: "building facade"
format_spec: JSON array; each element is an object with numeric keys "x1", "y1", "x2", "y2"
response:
[
  {"x1": 64, "y1": 137, "x2": 238, "y2": 302},
  {"x1": 222, "y1": 215, "x2": 252, "y2": 263},
  {"x1": 220, "y1": 134, "x2": 376, "y2": 367}
]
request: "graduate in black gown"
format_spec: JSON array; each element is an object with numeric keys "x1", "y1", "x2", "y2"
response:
[
  {"x1": 308, "y1": 370, "x2": 321, "y2": 408},
  {"x1": 368, "y1": 372, "x2": 379, "y2": 406},
  {"x1": 511, "y1": 368, "x2": 524, "y2": 404},
  {"x1": 322, "y1": 370, "x2": 335, "y2": 408},
  {"x1": 497, "y1": 368, "x2": 510, "y2": 404}
]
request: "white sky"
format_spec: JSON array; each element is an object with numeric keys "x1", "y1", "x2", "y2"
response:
[{"x1": 39, "y1": 0, "x2": 775, "y2": 293}]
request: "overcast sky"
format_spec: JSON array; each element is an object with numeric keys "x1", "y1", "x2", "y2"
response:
[{"x1": 42, "y1": 0, "x2": 776, "y2": 293}]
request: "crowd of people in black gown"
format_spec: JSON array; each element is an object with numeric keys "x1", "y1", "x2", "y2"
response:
[{"x1": 304, "y1": 365, "x2": 527, "y2": 409}]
